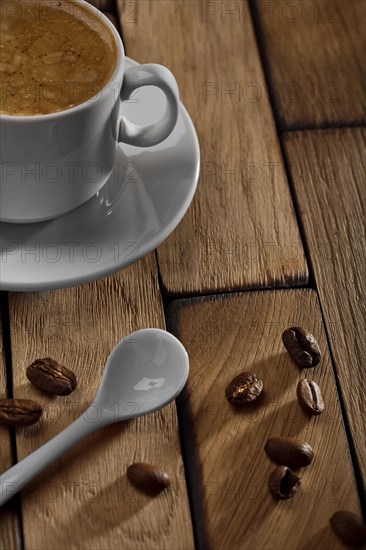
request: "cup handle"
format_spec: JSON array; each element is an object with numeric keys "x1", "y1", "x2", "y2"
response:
[{"x1": 119, "y1": 64, "x2": 180, "y2": 147}]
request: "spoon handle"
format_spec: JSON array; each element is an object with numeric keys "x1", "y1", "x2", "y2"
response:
[{"x1": 0, "y1": 407, "x2": 101, "y2": 506}]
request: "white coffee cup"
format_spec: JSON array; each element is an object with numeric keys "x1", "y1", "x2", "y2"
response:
[{"x1": 0, "y1": 0, "x2": 179, "y2": 223}]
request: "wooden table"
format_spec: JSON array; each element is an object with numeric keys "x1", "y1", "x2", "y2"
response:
[{"x1": 1, "y1": 1, "x2": 365, "y2": 548}]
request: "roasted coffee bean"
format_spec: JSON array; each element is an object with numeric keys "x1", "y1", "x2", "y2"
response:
[
  {"x1": 225, "y1": 372, "x2": 263, "y2": 405},
  {"x1": 330, "y1": 511, "x2": 366, "y2": 548},
  {"x1": 268, "y1": 466, "x2": 301, "y2": 500},
  {"x1": 297, "y1": 378, "x2": 324, "y2": 415},
  {"x1": 0, "y1": 398, "x2": 42, "y2": 427},
  {"x1": 282, "y1": 327, "x2": 321, "y2": 368},
  {"x1": 27, "y1": 358, "x2": 77, "y2": 396},
  {"x1": 265, "y1": 437, "x2": 314, "y2": 469},
  {"x1": 127, "y1": 463, "x2": 171, "y2": 495}
]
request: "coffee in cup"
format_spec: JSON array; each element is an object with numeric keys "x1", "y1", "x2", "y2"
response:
[{"x1": 0, "y1": 0, "x2": 117, "y2": 115}]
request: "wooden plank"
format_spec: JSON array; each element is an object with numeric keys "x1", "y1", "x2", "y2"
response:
[
  {"x1": 118, "y1": 0, "x2": 308, "y2": 294},
  {"x1": 0, "y1": 308, "x2": 21, "y2": 550},
  {"x1": 283, "y1": 128, "x2": 366, "y2": 489},
  {"x1": 8, "y1": 256, "x2": 194, "y2": 550},
  {"x1": 168, "y1": 289, "x2": 362, "y2": 549},
  {"x1": 254, "y1": 0, "x2": 366, "y2": 129}
]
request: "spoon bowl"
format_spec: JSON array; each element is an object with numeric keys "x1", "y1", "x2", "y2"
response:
[
  {"x1": 0, "y1": 329, "x2": 189, "y2": 506},
  {"x1": 95, "y1": 328, "x2": 189, "y2": 420}
]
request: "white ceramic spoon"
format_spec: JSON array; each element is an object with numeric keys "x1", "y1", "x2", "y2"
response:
[{"x1": 0, "y1": 328, "x2": 189, "y2": 506}]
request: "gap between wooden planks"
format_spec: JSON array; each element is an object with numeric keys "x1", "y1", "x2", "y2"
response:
[
  {"x1": 283, "y1": 127, "x2": 366, "y2": 497},
  {"x1": 0, "y1": 311, "x2": 22, "y2": 550},
  {"x1": 118, "y1": 0, "x2": 308, "y2": 295},
  {"x1": 253, "y1": 0, "x2": 366, "y2": 129},
  {"x1": 5, "y1": 256, "x2": 194, "y2": 550},
  {"x1": 168, "y1": 289, "x2": 362, "y2": 550}
]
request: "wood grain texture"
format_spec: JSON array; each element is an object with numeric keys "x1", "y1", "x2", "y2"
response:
[
  {"x1": 283, "y1": 128, "x2": 366, "y2": 489},
  {"x1": 254, "y1": 0, "x2": 366, "y2": 129},
  {"x1": 0, "y1": 313, "x2": 21, "y2": 550},
  {"x1": 118, "y1": 0, "x2": 308, "y2": 294},
  {"x1": 168, "y1": 289, "x2": 361, "y2": 549},
  {"x1": 8, "y1": 256, "x2": 194, "y2": 550}
]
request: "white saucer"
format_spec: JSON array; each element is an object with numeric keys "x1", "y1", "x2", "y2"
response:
[{"x1": 0, "y1": 57, "x2": 200, "y2": 291}]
